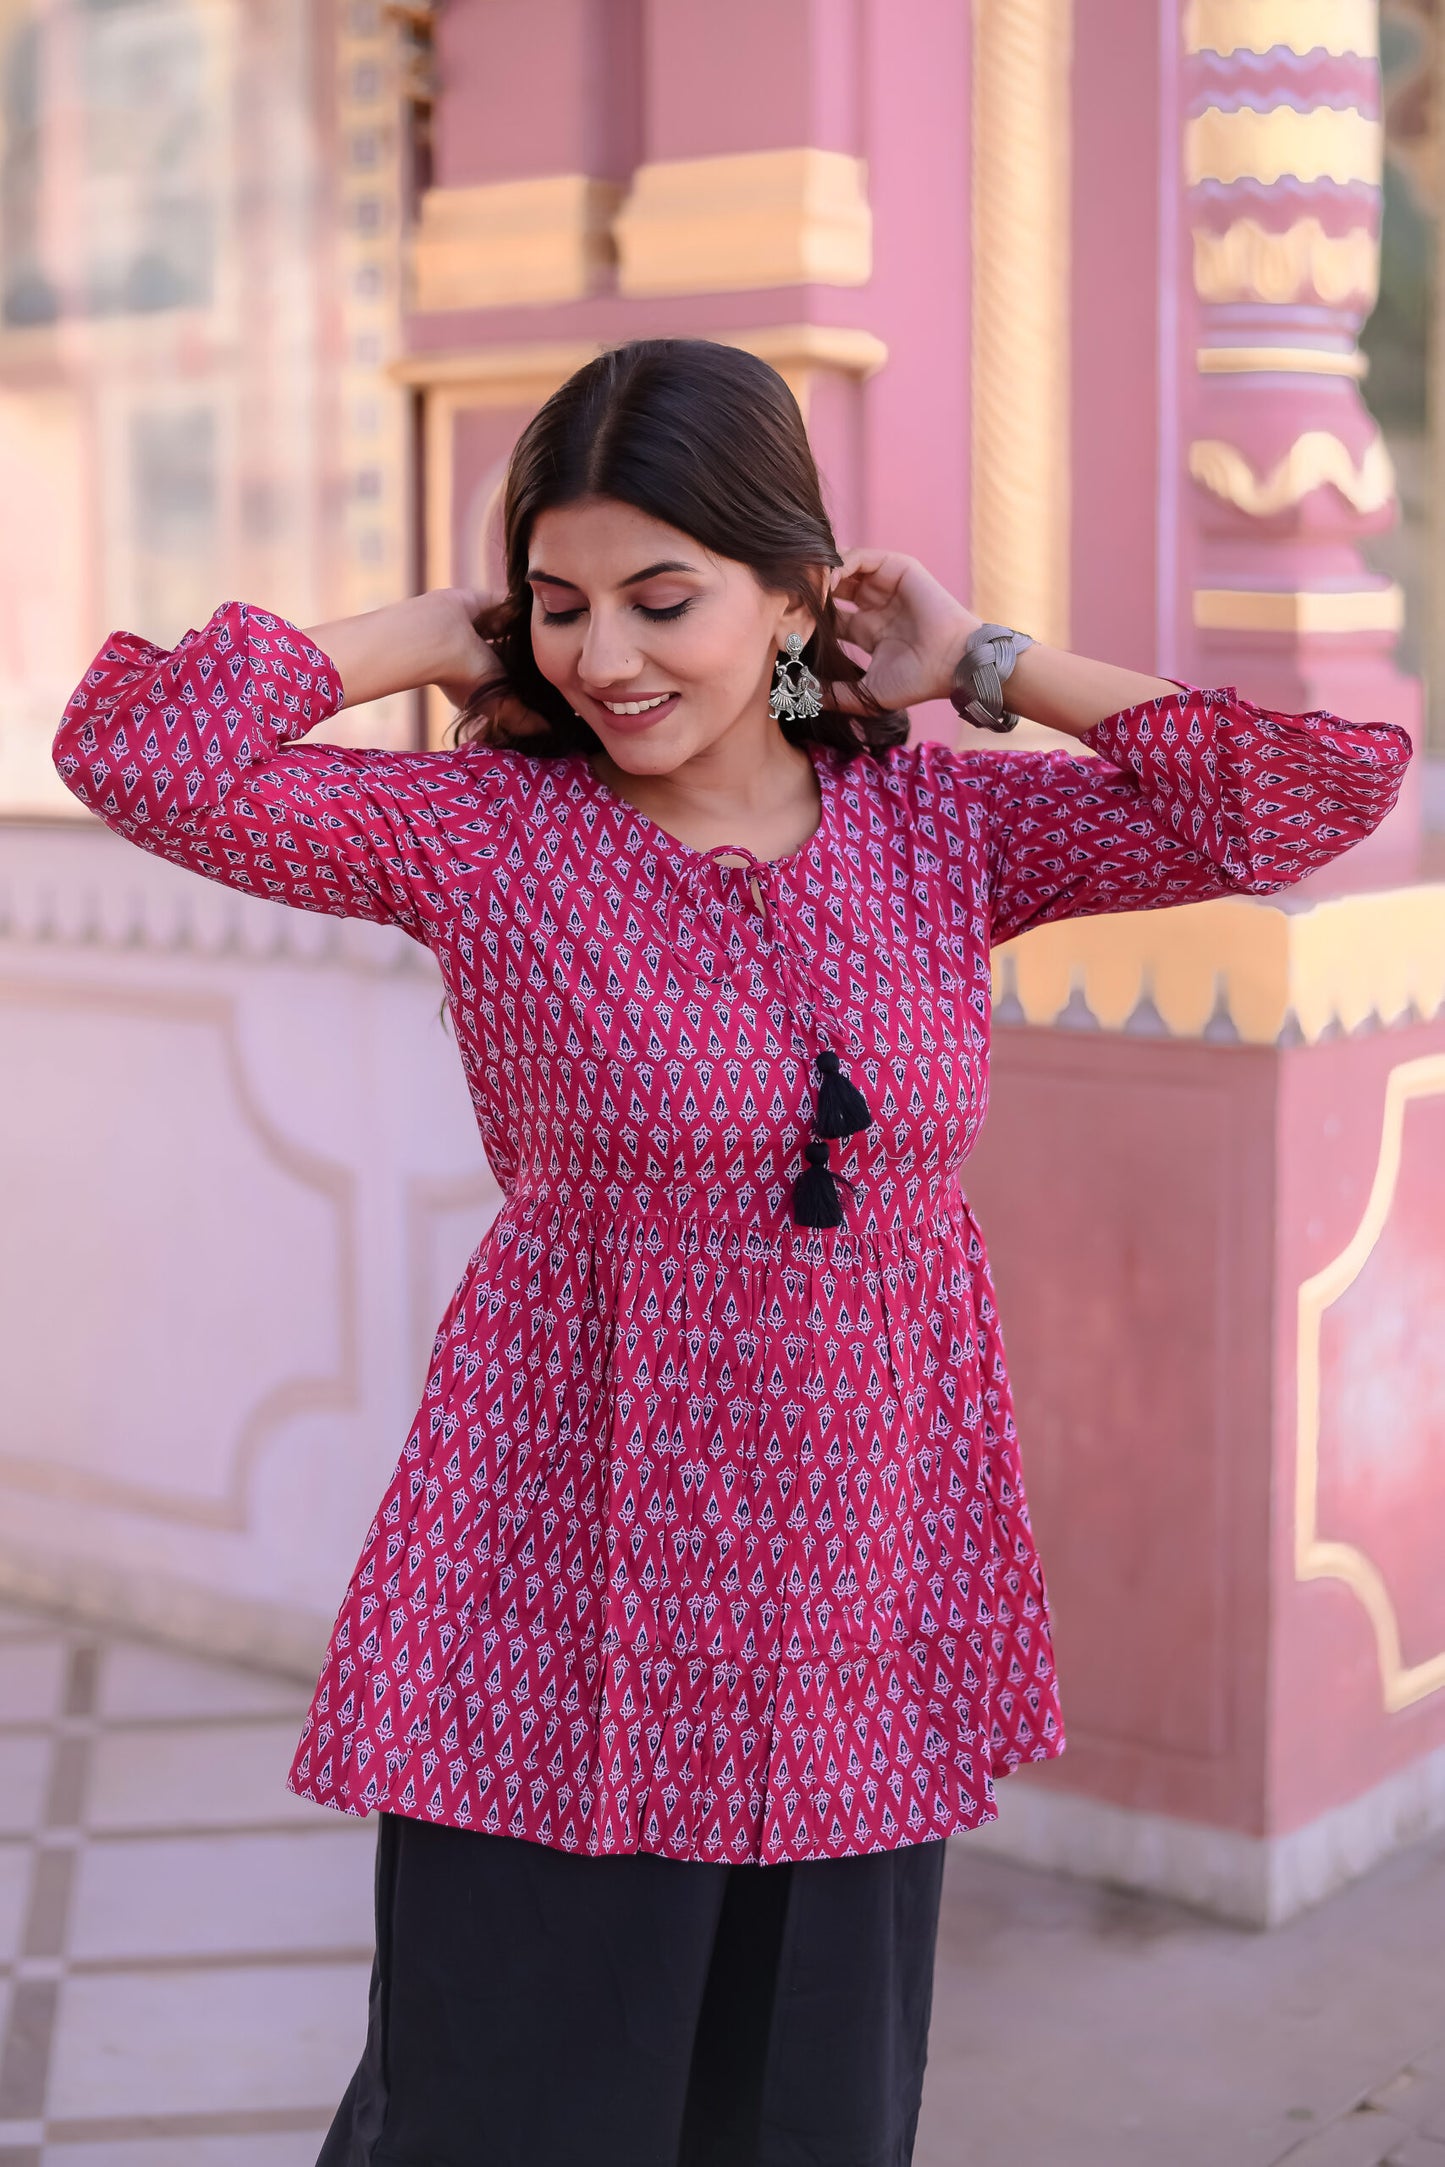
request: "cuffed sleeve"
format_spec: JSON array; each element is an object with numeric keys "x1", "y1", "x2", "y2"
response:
[
  {"x1": 52, "y1": 601, "x2": 468, "y2": 939},
  {"x1": 980, "y1": 685, "x2": 1413, "y2": 946}
]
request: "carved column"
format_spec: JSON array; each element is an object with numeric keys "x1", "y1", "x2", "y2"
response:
[
  {"x1": 970, "y1": 0, "x2": 1073, "y2": 650},
  {"x1": 1180, "y1": 0, "x2": 1422, "y2": 852},
  {"x1": 966, "y1": 0, "x2": 1445, "y2": 1925}
]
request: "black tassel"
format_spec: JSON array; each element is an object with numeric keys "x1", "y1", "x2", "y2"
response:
[
  {"x1": 792, "y1": 1138, "x2": 846, "y2": 1228},
  {"x1": 813, "y1": 1048, "x2": 872, "y2": 1140}
]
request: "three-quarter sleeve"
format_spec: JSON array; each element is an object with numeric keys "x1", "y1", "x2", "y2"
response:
[
  {"x1": 52, "y1": 601, "x2": 462, "y2": 940},
  {"x1": 976, "y1": 685, "x2": 1413, "y2": 946}
]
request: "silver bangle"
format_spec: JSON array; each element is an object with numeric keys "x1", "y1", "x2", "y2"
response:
[{"x1": 949, "y1": 623, "x2": 1035, "y2": 734}]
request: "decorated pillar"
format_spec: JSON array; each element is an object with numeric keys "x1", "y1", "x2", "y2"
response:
[
  {"x1": 966, "y1": 0, "x2": 1445, "y2": 1924},
  {"x1": 1180, "y1": 0, "x2": 1422, "y2": 879}
]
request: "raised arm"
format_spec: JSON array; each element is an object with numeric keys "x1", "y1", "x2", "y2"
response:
[
  {"x1": 299, "y1": 588, "x2": 493, "y2": 713},
  {"x1": 829, "y1": 550, "x2": 1414, "y2": 941},
  {"x1": 52, "y1": 590, "x2": 496, "y2": 937}
]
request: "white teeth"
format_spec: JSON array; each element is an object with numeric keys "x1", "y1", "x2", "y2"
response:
[{"x1": 601, "y1": 695, "x2": 673, "y2": 716}]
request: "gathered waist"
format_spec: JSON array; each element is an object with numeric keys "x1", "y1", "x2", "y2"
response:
[{"x1": 484, "y1": 1174, "x2": 975, "y2": 1268}]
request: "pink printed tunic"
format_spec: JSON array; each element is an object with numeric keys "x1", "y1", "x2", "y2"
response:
[{"x1": 55, "y1": 603, "x2": 1411, "y2": 1863}]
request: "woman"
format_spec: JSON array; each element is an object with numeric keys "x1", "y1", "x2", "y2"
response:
[{"x1": 54, "y1": 339, "x2": 1411, "y2": 2166}]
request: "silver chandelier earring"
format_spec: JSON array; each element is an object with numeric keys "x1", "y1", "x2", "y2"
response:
[{"x1": 769, "y1": 633, "x2": 822, "y2": 724}]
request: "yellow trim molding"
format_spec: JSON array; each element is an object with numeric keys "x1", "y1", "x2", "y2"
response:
[
  {"x1": 411, "y1": 175, "x2": 623, "y2": 311},
  {"x1": 971, "y1": 0, "x2": 1073, "y2": 648},
  {"x1": 1197, "y1": 344, "x2": 1367, "y2": 378},
  {"x1": 394, "y1": 338, "x2": 607, "y2": 398},
  {"x1": 613, "y1": 149, "x2": 872, "y2": 298},
  {"x1": 1193, "y1": 218, "x2": 1379, "y2": 306},
  {"x1": 1189, "y1": 431, "x2": 1396, "y2": 516},
  {"x1": 1296, "y1": 1054, "x2": 1445, "y2": 1713},
  {"x1": 1193, "y1": 585, "x2": 1404, "y2": 633},
  {"x1": 392, "y1": 323, "x2": 888, "y2": 400},
  {"x1": 1185, "y1": 106, "x2": 1384, "y2": 189},
  {"x1": 992, "y1": 883, "x2": 1445, "y2": 1044},
  {"x1": 1184, "y1": 0, "x2": 1378, "y2": 57}
]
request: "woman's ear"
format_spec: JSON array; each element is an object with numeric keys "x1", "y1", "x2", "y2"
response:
[{"x1": 777, "y1": 573, "x2": 827, "y2": 646}]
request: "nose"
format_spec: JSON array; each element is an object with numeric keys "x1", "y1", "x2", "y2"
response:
[{"x1": 577, "y1": 606, "x2": 642, "y2": 691}]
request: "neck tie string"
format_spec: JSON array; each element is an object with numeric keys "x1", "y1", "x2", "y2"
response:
[{"x1": 674, "y1": 845, "x2": 873, "y2": 1226}]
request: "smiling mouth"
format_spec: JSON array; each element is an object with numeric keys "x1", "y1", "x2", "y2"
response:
[{"x1": 597, "y1": 694, "x2": 678, "y2": 716}]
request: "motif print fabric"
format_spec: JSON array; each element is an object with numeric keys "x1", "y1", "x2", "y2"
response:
[{"x1": 54, "y1": 604, "x2": 1412, "y2": 1862}]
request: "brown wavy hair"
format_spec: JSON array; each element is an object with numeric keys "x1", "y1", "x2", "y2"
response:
[{"x1": 454, "y1": 338, "x2": 905, "y2": 760}]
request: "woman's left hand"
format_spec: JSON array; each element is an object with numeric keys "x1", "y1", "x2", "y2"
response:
[{"x1": 827, "y1": 550, "x2": 980, "y2": 712}]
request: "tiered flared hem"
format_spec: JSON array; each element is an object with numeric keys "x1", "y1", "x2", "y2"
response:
[{"x1": 290, "y1": 1636, "x2": 1065, "y2": 1862}]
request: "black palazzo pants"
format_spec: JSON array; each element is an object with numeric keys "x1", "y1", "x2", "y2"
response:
[{"x1": 317, "y1": 1812, "x2": 950, "y2": 2167}]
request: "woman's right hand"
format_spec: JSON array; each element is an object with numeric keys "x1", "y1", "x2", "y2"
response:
[
  {"x1": 305, "y1": 588, "x2": 505, "y2": 714},
  {"x1": 827, "y1": 551, "x2": 979, "y2": 713},
  {"x1": 428, "y1": 587, "x2": 500, "y2": 709}
]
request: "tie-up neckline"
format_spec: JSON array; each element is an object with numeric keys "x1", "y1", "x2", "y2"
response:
[{"x1": 571, "y1": 738, "x2": 838, "y2": 905}]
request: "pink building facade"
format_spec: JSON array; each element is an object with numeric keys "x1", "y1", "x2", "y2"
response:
[{"x1": 2, "y1": 0, "x2": 1441, "y2": 1923}]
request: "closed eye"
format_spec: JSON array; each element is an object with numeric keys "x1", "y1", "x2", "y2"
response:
[{"x1": 540, "y1": 599, "x2": 695, "y2": 626}]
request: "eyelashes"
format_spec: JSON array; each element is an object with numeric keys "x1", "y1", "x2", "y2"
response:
[{"x1": 539, "y1": 599, "x2": 696, "y2": 627}]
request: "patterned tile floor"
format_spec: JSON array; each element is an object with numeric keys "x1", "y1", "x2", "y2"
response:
[
  {"x1": 0, "y1": 1601, "x2": 372, "y2": 2167},
  {"x1": 1, "y1": 1595, "x2": 1443, "y2": 2167}
]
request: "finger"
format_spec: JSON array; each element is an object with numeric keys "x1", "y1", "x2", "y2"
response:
[
  {"x1": 831, "y1": 565, "x2": 879, "y2": 606},
  {"x1": 832, "y1": 570, "x2": 904, "y2": 616},
  {"x1": 823, "y1": 679, "x2": 872, "y2": 716},
  {"x1": 833, "y1": 600, "x2": 889, "y2": 650},
  {"x1": 833, "y1": 547, "x2": 890, "y2": 584},
  {"x1": 833, "y1": 548, "x2": 905, "y2": 593},
  {"x1": 832, "y1": 573, "x2": 883, "y2": 613},
  {"x1": 830, "y1": 625, "x2": 871, "y2": 667}
]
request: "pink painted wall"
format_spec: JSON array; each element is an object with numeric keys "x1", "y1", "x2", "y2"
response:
[
  {"x1": 856, "y1": 0, "x2": 971, "y2": 666},
  {"x1": 411, "y1": 0, "x2": 972, "y2": 622},
  {"x1": 433, "y1": 0, "x2": 643, "y2": 185},
  {"x1": 641, "y1": 0, "x2": 863, "y2": 161},
  {"x1": 965, "y1": 1032, "x2": 1276, "y2": 1836},
  {"x1": 966, "y1": 1014, "x2": 1445, "y2": 1844}
]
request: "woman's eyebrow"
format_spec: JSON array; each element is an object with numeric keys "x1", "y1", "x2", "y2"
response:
[
  {"x1": 619, "y1": 559, "x2": 698, "y2": 587},
  {"x1": 526, "y1": 560, "x2": 700, "y2": 591}
]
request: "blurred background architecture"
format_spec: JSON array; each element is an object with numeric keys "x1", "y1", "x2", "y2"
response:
[{"x1": 2, "y1": 0, "x2": 1444, "y2": 1955}]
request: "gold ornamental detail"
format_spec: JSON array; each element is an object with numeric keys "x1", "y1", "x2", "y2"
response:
[
  {"x1": 1197, "y1": 345, "x2": 1368, "y2": 377},
  {"x1": 1296, "y1": 1055, "x2": 1445, "y2": 1714},
  {"x1": 411, "y1": 176, "x2": 623, "y2": 311},
  {"x1": 992, "y1": 884, "x2": 1445, "y2": 1044},
  {"x1": 1192, "y1": 585, "x2": 1404, "y2": 633},
  {"x1": 1184, "y1": 0, "x2": 1379, "y2": 57},
  {"x1": 1185, "y1": 105, "x2": 1383, "y2": 188},
  {"x1": 1188, "y1": 431, "x2": 1396, "y2": 516},
  {"x1": 1192, "y1": 219, "x2": 1380, "y2": 306},
  {"x1": 614, "y1": 149, "x2": 872, "y2": 298}
]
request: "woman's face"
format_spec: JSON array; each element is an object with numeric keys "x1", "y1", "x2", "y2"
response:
[{"x1": 526, "y1": 496, "x2": 814, "y2": 776}]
